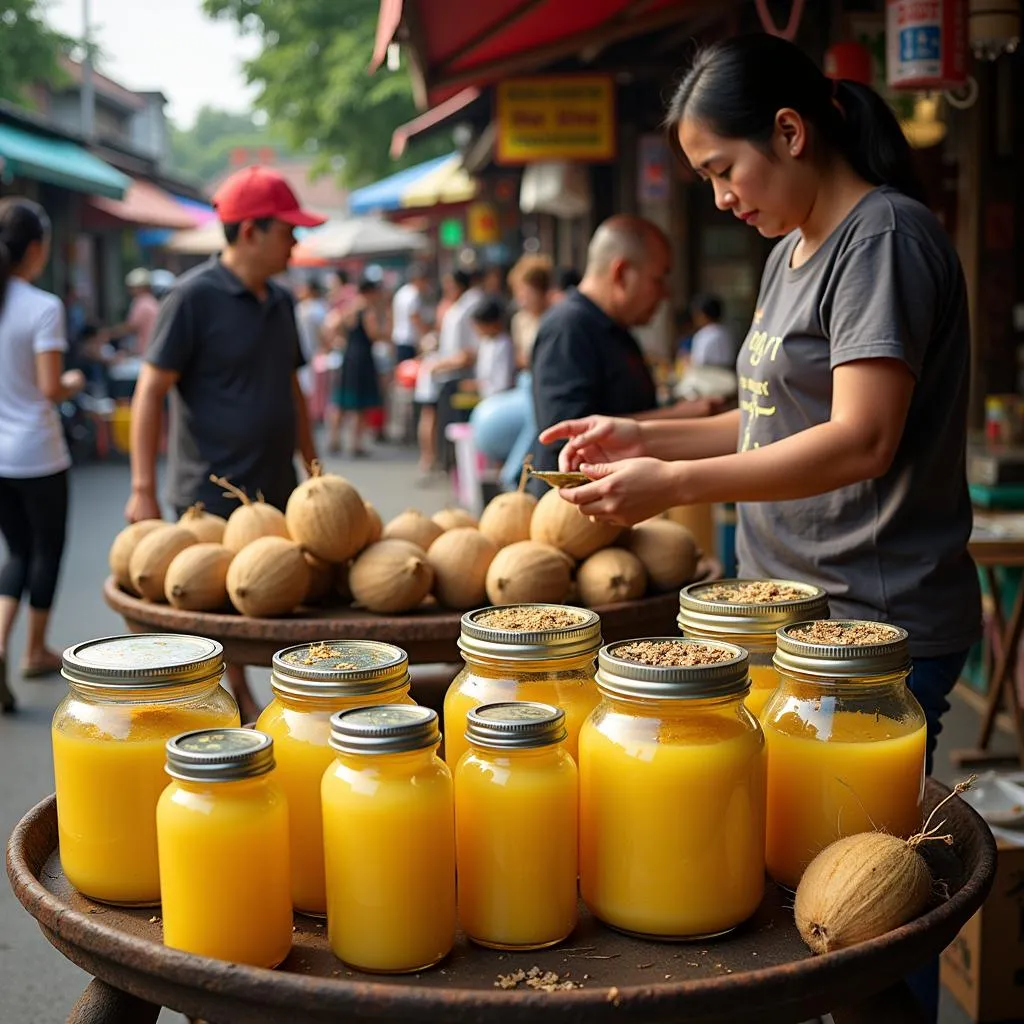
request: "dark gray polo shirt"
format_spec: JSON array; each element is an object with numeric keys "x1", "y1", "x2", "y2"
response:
[
  {"x1": 735, "y1": 187, "x2": 980, "y2": 657},
  {"x1": 146, "y1": 258, "x2": 302, "y2": 517}
]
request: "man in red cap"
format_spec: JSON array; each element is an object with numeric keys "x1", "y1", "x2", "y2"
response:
[{"x1": 125, "y1": 166, "x2": 325, "y2": 721}]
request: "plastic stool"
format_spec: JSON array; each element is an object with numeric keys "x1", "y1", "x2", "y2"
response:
[{"x1": 445, "y1": 422, "x2": 488, "y2": 516}]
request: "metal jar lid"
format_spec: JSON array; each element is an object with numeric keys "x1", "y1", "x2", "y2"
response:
[
  {"x1": 465, "y1": 702, "x2": 567, "y2": 749},
  {"x1": 165, "y1": 728, "x2": 275, "y2": 783},
  {"x1": 678, "y1": 579, "x2": 829, "y2": 638},
  {"x1": 459, "y1": 604, "x2": 602, "y2": 661},
  {"x1": 329, "y1": 705, "x2": 440, "y2": 756},
  {"x1": 271, "y1": 640, "x2": 410, "y2": 699},
  {"x1": 62, "y1": 634, "x2": 224, "y2": 691},
  {"x1": 597, "y1": 637, "x2": 749, "y2": 700},
  {"x1": 773, "y1": 620, "x2": 911, "y2": 679}
]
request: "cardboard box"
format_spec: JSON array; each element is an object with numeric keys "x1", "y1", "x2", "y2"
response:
[{"x1": 941, "y1": 840, "x2": 1024, "y2": 1022}]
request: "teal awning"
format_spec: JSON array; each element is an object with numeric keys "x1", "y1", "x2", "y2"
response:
[{"x1": 0, "y1": 122, "x2": 129, "y2": 200}]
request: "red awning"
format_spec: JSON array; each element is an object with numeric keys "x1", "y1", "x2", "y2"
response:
[
  {"x1": 89, "y1": 179, "x2": 200, "y2": 230},
  {"x1": 373, "y1": 0, "x2": 688, "y2": 107},
  {"x1": 390, "y1": 86, "x2": 480, "y2": 158}
]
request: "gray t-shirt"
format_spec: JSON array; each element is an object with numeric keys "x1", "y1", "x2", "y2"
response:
[{"x1": 735, "y1": 187, "x2": 980, "y2": 657}]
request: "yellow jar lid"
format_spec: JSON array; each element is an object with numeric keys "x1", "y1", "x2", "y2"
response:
[
  {"x1": 773, "y1": 620, "x2": 910, "y2": 678},
  {"x1": 597, "y1": 637, "x2": 749, "y2": 700},
  {"x1": 329, "y1": 705, "x2": 440, "y2": 755},
  {"x1": 62, "y1": 633, "x2": 224, "y2": 690},
  {"x1": 165, "y1": 728, "x2": 275, "y2": 783},
  {"x1": 678, "y1": 578, "x2": 829, "y2": 637},
  {"x1": 459, "y1": 604, "x2": 601, "y2": 661},
  {"x1": 272, "y1": 640, "x2": 409, "y2": 699}
]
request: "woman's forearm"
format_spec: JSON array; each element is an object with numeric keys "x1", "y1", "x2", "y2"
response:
[{"x1": 640, "y1": 409, "x2": 741, "y2": 461}]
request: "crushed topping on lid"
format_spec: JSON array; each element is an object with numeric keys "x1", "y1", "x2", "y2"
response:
[
  {"x1": 614, "y1": 640, "x2": 735, "y2": 667},
  {"x1": 699, "y1": 581, "x2": 810, "y2": 604},
  {"x1": 475, "y1": 606, "x2": 585, "y2": 631},
  {"x1": 790, "y1": 621, "x2": 899, "y2": 646}
]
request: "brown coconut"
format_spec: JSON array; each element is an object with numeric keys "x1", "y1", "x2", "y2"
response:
[
  {"x1": 285, "y1": 463, "x2": 369, "y2": 563},
  {"x1": 577, "y1": 547, "x2": 648, "y2": 606},
  {"x1": 212, "y1": 475, "x2": 290, "y2": 553},
  {"x1": 382, "y1": 509, "x2": 443, "y2": 552},
  {"x1": 302, "y1": 551, "x2": 337, "y2": 606},
  {"x1": 530, "y1": 488, "x2": 622, "y2": 560},
  {"x1": 129, "y1": 525, "x2": 198, "y2": 603},
  {"x1": 624, "y1": 519, "x2": 698, "y2": 592},
  {"x1": 226, "y1": 536, "x2": 310, "y2": 618},
  {"x1": 485, "y1": 541, "x2": 573, "y2": 606},
  {"x1": 363, "y1": 503, "x2": 383, "y2": 546},
  {"x1": 109, "y1": 519, "x2": 164, "y2": 593},
  {"x1": 478, "y1": 491, "x2": 537, "y2": 549},
  {"x1": 432, "y1": 507, "x2": 478, "y2": 532},
  {"x1": 427, "y1": 528, "x2": 498, "y2": 610},
  {"x1": 177, "y1": 503, "x2": 227, "y2": 544},
  {"x1": 164, "y1": 543, "x2": 233, "y2": 611},
  {"x1": 350, "y1": 540, "x2": 434, "y2": 613}
]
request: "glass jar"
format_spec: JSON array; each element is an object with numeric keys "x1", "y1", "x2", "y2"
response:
[
  {"x1": 455, "y1": 702, "x2": 578, "y2": 950},
  {"x1": 156, "y1": 728, "x2": 292, "y2": 967},
  {"x1": 255, "y1": 640, "x2": 414, "y2": 916},
  {"x1": 444, "y1": 604, "x2": 601, "y2": 768},
  {"x1": 579, "y1": 638, "x2": 765, "y2": 940},
  {"x1": 763, "y1": 620, "x2": 926, "y2": 890},
  {"x1": 53, "y1": 634, "x2": 239, "y2": 905},
  {"x1": 322, "y1": 705, "x2": 456, "y2": 973},
  {"x1": 678, "y1": 579, "x2": 829, "y2": 718}
]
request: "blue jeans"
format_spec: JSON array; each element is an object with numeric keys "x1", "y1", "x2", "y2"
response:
[
  {"x1": 904, "y1": 650, "x2": 969, "y2": 1022},
  {"x1": 469, "y1": 373, "x2": 537, "y2": 490}
]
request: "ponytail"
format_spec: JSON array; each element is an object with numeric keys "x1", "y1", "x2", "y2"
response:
[
  {"x1": 666, "y1": 35, "x2": 926, "y2": 204},
  {"x1": 0, "y1": 197, "x2": 51, "y2": 316}
]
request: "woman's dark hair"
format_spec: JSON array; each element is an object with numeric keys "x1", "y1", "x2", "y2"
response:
[
  {"x1": 690, "y1": 293, "x2": 723, "y2": 321},
  {"x1": 665, "y1": 34, "x2": 925, "y2": 204},
  {"x1": 471, "y1": 295, "x2": 505, "y2": 326},
  {"x1": 0, "y1": 197, "x2": 50, "y2": 314},
  {"x1": 451, "y1": 268, "x2": 473, "y2": 293},
  {"x1": 357, "y1": 277, "x2": 380, "y2": 295}
]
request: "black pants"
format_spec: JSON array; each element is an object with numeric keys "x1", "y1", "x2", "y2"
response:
[{"x1": 0, "y1": 470, "x2": 69, "y2": 610}]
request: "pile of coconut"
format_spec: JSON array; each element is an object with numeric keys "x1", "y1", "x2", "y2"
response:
[{"x1": 109, "y1": 467, "x2": 700, "y2": 618}]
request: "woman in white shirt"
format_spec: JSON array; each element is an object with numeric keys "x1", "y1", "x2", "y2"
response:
[{"x1": 0, "y1": 198, "x2": 85, "y2": 712}]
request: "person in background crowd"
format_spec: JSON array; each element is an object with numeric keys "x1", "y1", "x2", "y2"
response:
[
  {"x1": 329, "y1": 277, "x2": 386, "y2": 457},
  {"x1": 482, "y1": 263, "x2": 509, "y2": 299},
  {"x1": 295, "y1": 278, "x2": 327, "y2": 400},
  {"x1": 326, "y1": 268, "x2": 356, "y2": 312},
  {"x1": 99, "y1": 268, "x2": 160, "y2": 358},
  {"x1": 125, "y1": 165, "x2": 323, "y2": 722},
  {"x1": 688, "y1": 293, "x2": 737, "y2": 368},
  {"x1": 0, "y1": 197, "x2": 85, "y2": 712},
  {"x1": 509, "y1": 254, "x2": 553, "y2": 369},
  {"x1": 550, "y1": 267, "x2": 581, "y2": 304},
  {"x1": 392, "y1": 263, "x2": 428, "y2": 364},
  {"x1": 462, "y1": 297, "x2": 515, "y2": 400}
]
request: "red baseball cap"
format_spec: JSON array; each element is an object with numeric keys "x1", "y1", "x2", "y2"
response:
[{"x1": 212, "y1": 166, "x2": 326, "y2": 228}]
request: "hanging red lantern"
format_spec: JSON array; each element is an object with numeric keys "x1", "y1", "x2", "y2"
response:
[
  {"x1": 824, "y1": 41, "x2": 874, "y2": 84},
  {"x1": 886, "y1": 0, "x2": 970, "y2": 90}
]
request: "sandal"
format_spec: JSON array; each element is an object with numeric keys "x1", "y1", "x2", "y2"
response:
[
  {"x1": 0, "y1": 655, "x2": 15, "y2": 714},
  {"x1": 21, "y1": 651, "x2": 63, "y2": 679}
]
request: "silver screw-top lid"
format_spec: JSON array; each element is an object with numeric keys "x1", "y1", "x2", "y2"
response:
[
  {"x1": 165, "y1": 728, "x2": 275, "y2": 783},
  {"x1": 459, "y1": 604, "x2": 602, "y2": 661},
  {"x1": 465, "y1": 701, "x2": 567, "y2": 749},
  {"x1": 774, "y1": 620, "x2": 910, "y2": 679},
  {"x1": 329, "y1": 705, "x2": 441, "y2": 755},
  {"x1": 597, "y1": 637, "x2": 749, "y2": 700},
  {"x1": 678, "y1": 579, "x2": 830, "y2": 638},
  {"x1": 271, "y1": 640, "x2": 410, "y2": 699},
  {"x1": 63, "y1": 634, "x2": 224, "y2": 690}
]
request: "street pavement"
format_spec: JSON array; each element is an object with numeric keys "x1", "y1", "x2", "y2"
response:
[{"x1": 0, "y1": 438, "x2": 1008, "y2": 1022}]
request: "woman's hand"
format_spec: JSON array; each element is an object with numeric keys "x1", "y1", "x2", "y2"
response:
[
  {"x1": 559, "y1": 457, "x2": 683, "y2": 526},
  {"x1": 538, "y1": 416, "x2": 647, "y2": 471},
  {"x1": 60, "y1": 369, "x2": 86, "y2": 397}
]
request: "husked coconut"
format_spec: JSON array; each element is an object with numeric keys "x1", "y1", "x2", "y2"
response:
[
  {"x1": 164, "y1": 543, "x2": 233, "y2": 611},
  {"x1": 577, "y1": 547, "x2": 648, "y2": 606},
  {"x1": 109, "y1": 519, "x2": 163, "y2": 593},
  {"x1": 226, "y1": 536, "x2": 309, "y2": 617},
  {"x1": 285, "y1": 462, "x2": 369, "y2": 563},
  {"x1": 382, "y1": 509, "x2": 443, "y2": 551},
  {"x1": 624, "y1": 519, "x2": 698, "y2": 592},
  {"x1": 427, "y1": 528, "x2": 498, "y2": 609},
  {"x1": 177, "y1": 503, "x2": 227, "y2": 544},
  {"x1": 364, "y1": 503, "x2": 383, "y2": 546},
  {"x1": 212, "y1": 475, "x2": 290, "y2": 553},
  {"x1": 485, "y1": 541, "x2": 573, "y2": 606},
  {"x1": 432, "y1": 507, "x2": 478, "y2": 532},
  {"x1": 530, "y1": 487, "x2": 622, "y2": 560},
  {"x1": 302, "y1": 551, "x2": 337, "y2": 606},
  {"x1": 478, "y1": 491, "x2": 536, "y2": 548},
  {"x1": 129, "y1": 525, "x2": 198, "y2": 603},
  {"x1": 350, "y1": 540, "x2": 434, "y2": 613}
]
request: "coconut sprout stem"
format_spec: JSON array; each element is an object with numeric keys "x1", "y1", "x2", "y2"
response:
[
  {"x1": 907, "y1": 776, "x2": 975, "y2": 849},
  {"x1": 210, "y1": 474, "x2": 250, "y2": 505},
  {"x1": 309, "y1": 459, "x2": 323, "y2": 478},
  {"x1": 184, "y1": 501, "x2": 206, "y2": 516},
  {"x1": 518, "y1": 455, "x2": 533, "y2": 494}
]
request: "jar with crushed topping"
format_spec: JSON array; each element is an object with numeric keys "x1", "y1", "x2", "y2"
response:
[
  {"x1": 443, "y1": 604, "x2": 601, "y2": 768},
  {"x1": 763, "y1": 620, "x2": 926, "y2": 889},
  {"x1": 678, "y1": 578, "x2": 829, "y2": 717}
]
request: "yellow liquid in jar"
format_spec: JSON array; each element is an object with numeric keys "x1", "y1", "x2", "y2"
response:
[
  {"x1": 256, "y1": 690, "x2": 413, "y2": 915},
  {"x1": 455, "y1": 747, "x2": 578, "y2": 949},
  {"x1": 579, "y1": 708, "x2": 765, "y2": 938},
  {"x1": 745, "y1": 663, "x2": 780, "y2": 718},
  {"x1": 764, "y1": 709, "x2": 926, "y2": 889},
  {"x1": 322, "y1": 749, "x2": 456, "y2": 973},
  {"x1": 52, "y1": 705, "x2": 240, "y2": 905},
  {"x1": 156, "y1": 777, "x2": 292, "y2": 967}
]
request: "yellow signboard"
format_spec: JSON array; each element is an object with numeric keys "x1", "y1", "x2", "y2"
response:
[{"x1": 495, "y1": 75, "x2": 616, "y2": 165}]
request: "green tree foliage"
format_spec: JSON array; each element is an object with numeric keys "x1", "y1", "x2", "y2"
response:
[
  {"x1": 0, "y1": 0, "x2": 72, "y2": 105},
  {"x1": 202, "y1": 0, "x2": 448, "y2": 186},
  {"x1": 167, "y1": 106, "x2": 288, "y2": 183}
]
